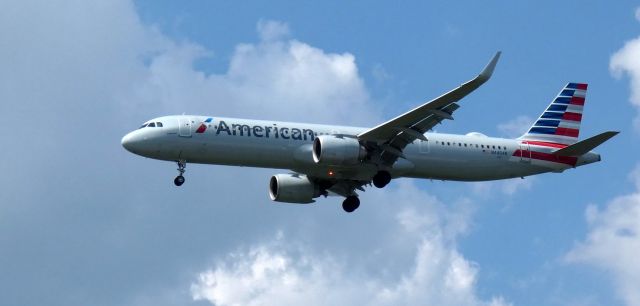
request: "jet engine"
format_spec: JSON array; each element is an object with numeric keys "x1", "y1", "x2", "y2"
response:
[
  {"x1": 269, "y1": 174, "x2": 321, "y2": 204},
  {"x1": 312, "y1": 135, "x2": 366, "y2": 165}
]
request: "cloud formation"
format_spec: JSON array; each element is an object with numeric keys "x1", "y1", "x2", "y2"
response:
[
  {"x1": 610, "y1": 16, "x2": 640, "y2": 130},
  {"x1": 191, "y1": 182, "x2": 509, "y2": 306},
  {"x1": 0, "y1": 2, "x2": 377, "y2": 305},
  {"x1": 566, "y1": 165, "x2": 640, "y2": 306},
  {"x1": 133, "y1": 19, "x2": 376, "y2": 126},
  {"x1": 0, "y1": 2, "x2": 507, "y2": 305},
  {"x1": 497, "y1": 115, "x2": 533, "y2": 139}
]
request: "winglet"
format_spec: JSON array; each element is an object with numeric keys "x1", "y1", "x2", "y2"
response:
[
  {"x1": 552, "y1": 131, "x2": 619, "y2": 156},
  {"x1": 478, "y1": 51, "x2": 501, "y2": 82}
]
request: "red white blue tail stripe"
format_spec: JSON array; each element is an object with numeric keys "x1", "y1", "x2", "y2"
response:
[{"x1": 520, "y1": 83, "x2": 587, "y2": 145}]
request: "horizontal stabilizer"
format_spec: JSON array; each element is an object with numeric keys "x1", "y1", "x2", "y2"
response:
[{"x1": 552, "y1": 131, "x2": 619, "y2": 156}]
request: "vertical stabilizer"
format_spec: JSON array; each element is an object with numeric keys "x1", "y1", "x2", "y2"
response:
[{"x1": 520, "y1": 83, "x2": 587, "y2": 145}]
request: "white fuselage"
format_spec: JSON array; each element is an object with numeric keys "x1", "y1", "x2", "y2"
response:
[{"x1": 121, "y1": 115, "x2": 600, "y2": 182}]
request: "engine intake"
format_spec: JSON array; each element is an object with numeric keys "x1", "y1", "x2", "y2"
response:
[
  {"x1": 312, "y1": 135, "x2": 366, "y2": 165},
  {"x1": 269, "y1": 174, "x2": 321, "y2": 204}
]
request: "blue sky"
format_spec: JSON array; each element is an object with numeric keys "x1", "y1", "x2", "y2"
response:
[{"x1": 1, "y1": 1, "x2": 640, "y2": 306}]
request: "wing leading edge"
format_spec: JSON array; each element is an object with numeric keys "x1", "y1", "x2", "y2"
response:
[
  {"x1": 356, "y1": 51, "x2": 501, "y2": 166},
  {"x1": 358, "y1": 51, "x2": 500, "y2": 141}
]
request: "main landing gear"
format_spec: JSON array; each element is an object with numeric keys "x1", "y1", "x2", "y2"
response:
[
  {"x1": 342, "y1": 196, "x2": 360, "y2": 213},
  {"x1": 174, "y1": 160, "x2": 186, "y2": 186},
  {"x1": 372, "y1": 171, "x2": 391, "y2": 188}
]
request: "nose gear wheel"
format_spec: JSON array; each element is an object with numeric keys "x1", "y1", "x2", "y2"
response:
[{"x1": 174, "y1": 160, "x2": 186, "y2": 186}]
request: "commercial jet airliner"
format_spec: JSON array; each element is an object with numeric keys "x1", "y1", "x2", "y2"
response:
[{"x1": 122, "y1": 52, "x2": 618, "y2": 212}]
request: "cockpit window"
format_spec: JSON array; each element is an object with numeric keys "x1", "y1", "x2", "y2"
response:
[
  {"x1": 148, "y1": 122, "x2": 156, "y2": 127},
  {"x1": 156, "y1": 122, "x2": 163, "y2": 127},
  {"x1": 139, "y1": 123, "x2": 148, "y2": 129}
]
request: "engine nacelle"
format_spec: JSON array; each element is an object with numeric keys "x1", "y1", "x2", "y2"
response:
[
  {"x1": 269, "y1": 174, "x2": 321, "y2": 204},
  {"x1": 312, "y1": 135, "x2": 366, "y2": 165}
]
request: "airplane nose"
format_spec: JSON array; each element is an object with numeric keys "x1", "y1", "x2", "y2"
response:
[{"x1": 121, "y1": 132, "x2": 140, "y2": 154}]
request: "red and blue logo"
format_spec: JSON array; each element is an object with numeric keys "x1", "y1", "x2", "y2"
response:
[{"x1": 195, "y1": 117, "x2": 213, "y2": 133}]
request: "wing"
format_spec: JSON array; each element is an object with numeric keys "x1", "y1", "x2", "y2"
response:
[
  {"x1": 358, "y1": 52, "x2": 501, "y2": 165},
  {"x1": 299, "y1": 172, "x2": 368, "y2": 198}
]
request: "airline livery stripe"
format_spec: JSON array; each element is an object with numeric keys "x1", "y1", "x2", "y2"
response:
[
  {"x1": 555, "y1": 127, "x2": 579, "y2": 137},
  {"x1": 573, "y1": 89, "x2": 587, "y2": 98},
  {"x1": 520, "y1": 133, "x2": 578, "y2": 145},
  {"x1": 541, "y1": 112, "x2": 564, "y2": 119},
  {"x1": 560, "y1": 89, "x2": 575, "y2": 96},
  {"x1": 570, "y1": 96, "x2": 585, "y2": 105},
  {"x1": 554, "y1": 97, "x2": 571, "y2": 104},
  {"x1": 567, "y1": 83, "x2": 588, "y2": 90},
  {"x1": 528, "y1": 127, "x2": 557, "y2": 135},
  {"x1": 562, "y1": 112, "x2": 582, "y2": 121},
  {"x1": 522, "y1": 140, "x2": 568, "y2": 148},
  {"x1": 534, "y1": 119, "x2": 560, "y2": 127},
  {"x1": 567, "y1": 105, "x2": 584, "y2": 113},
  {"x1": 558, "y1": 121, "x2": 580, "y2": 129},
  {"x1": 513, "y1": 150, "x2": 578, "y2": 166},
  {"x1": 547, "y1": 104, "x2": 568, "y2": 112}
]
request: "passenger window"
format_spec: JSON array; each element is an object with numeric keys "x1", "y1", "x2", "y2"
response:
[
  {"x1": 447, "y1": 142, "x2": 450, "y2": 146},
  {"x1": 492, "y1": 145, "x2": 495, "y2": 149},
  {"x1": 458, "y1": 143, "x2": 461, "y2": 147},
  {"x1": 464, "y1": 144, "x2": 467, "y2": 147},
  {"x1": 148, "y1": 122, "x2": 156, "y2": 127},
  {"x1": 156, "y1": 122, "x2": 163, "y2": 127},
  {"x1": 481, "y1": 145, "x2": 484, "y2": 148},
  {"x1": 475, "y1": 144, "x2": 478, "y2": 148}
]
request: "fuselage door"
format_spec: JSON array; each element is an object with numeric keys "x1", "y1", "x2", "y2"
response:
[
  {"x1": 419, "y1": 139, "x2": 430, "y2": 154},
  {"x1": 519, "y1": 143, "x2": 531, "y2": 163},
  {"x1": 179, "y1": 117, "x2": 192, "y2": 137}
]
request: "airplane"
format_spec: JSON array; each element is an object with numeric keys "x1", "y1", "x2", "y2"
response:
[{"x1": 121, "y1": 52, "x2": 618, "y2": 213}]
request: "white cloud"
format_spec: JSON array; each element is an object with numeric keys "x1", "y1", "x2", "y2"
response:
[
  {"x1": 610, "y1": 29, "x2": 640, "y2": 130},
  {"x1": 471, "y1": 178, "x2": 533, "y2": 198},
  {"x1": 372, "y1": 63, "x2": 392, "y2": 83},
  {"x1": 191, "y1": 182, "x2": 510, "y2": 306},
  {"x1": 500, "y1": 177, "x2": 533, "y2": 195},
  {"x1": 257, "y1": 19, "x2": 291, "y2": 41},
  {"x1": 131, "y1": 20, "x2": 377, "y2": 126},
  {"x1": 497, "y1": 115, "x2": 533, "y2": 138},
  {"x1": 0, "y1": 1, "x2": 379, "y2": 304},
  {"x1": 0, "y1": 2, "x2": 513, "y2": 305},
  {"x1": 566, "y1": 165, "x2": 640, "y2": 306}
]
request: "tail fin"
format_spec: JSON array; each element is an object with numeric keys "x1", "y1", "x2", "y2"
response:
[{"x1": 520, "y1": 83, "x2": 587, "y2": 145}]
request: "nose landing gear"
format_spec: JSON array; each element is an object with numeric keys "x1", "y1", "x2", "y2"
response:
[{"x1": 174, "y1": 160, "x2": 186, "y2": 186}]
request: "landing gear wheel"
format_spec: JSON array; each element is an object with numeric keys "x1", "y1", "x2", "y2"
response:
[
  {"x1": 372, "y1": 171, "x2": 392, "y2": 188},
  {"x1": 342, "y1": 196, "x2": 360, "y2": 213},
  {"x1": 174, "y1": 160, "x2": 187, "y2": 186},
  {"x1": 174, "y1": 175, "x2": 185, "y2": 186}
]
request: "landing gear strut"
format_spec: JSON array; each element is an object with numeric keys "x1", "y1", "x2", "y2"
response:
[
  {"x1": 372, "y1": 171, "x2": 391, "y2": 188},
  {"x1": 174, "y1": 160, "x2": 186, "y2": 186},
  {"x1": 342, "y1": 196, "x2": 360, "y2": 213}
]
